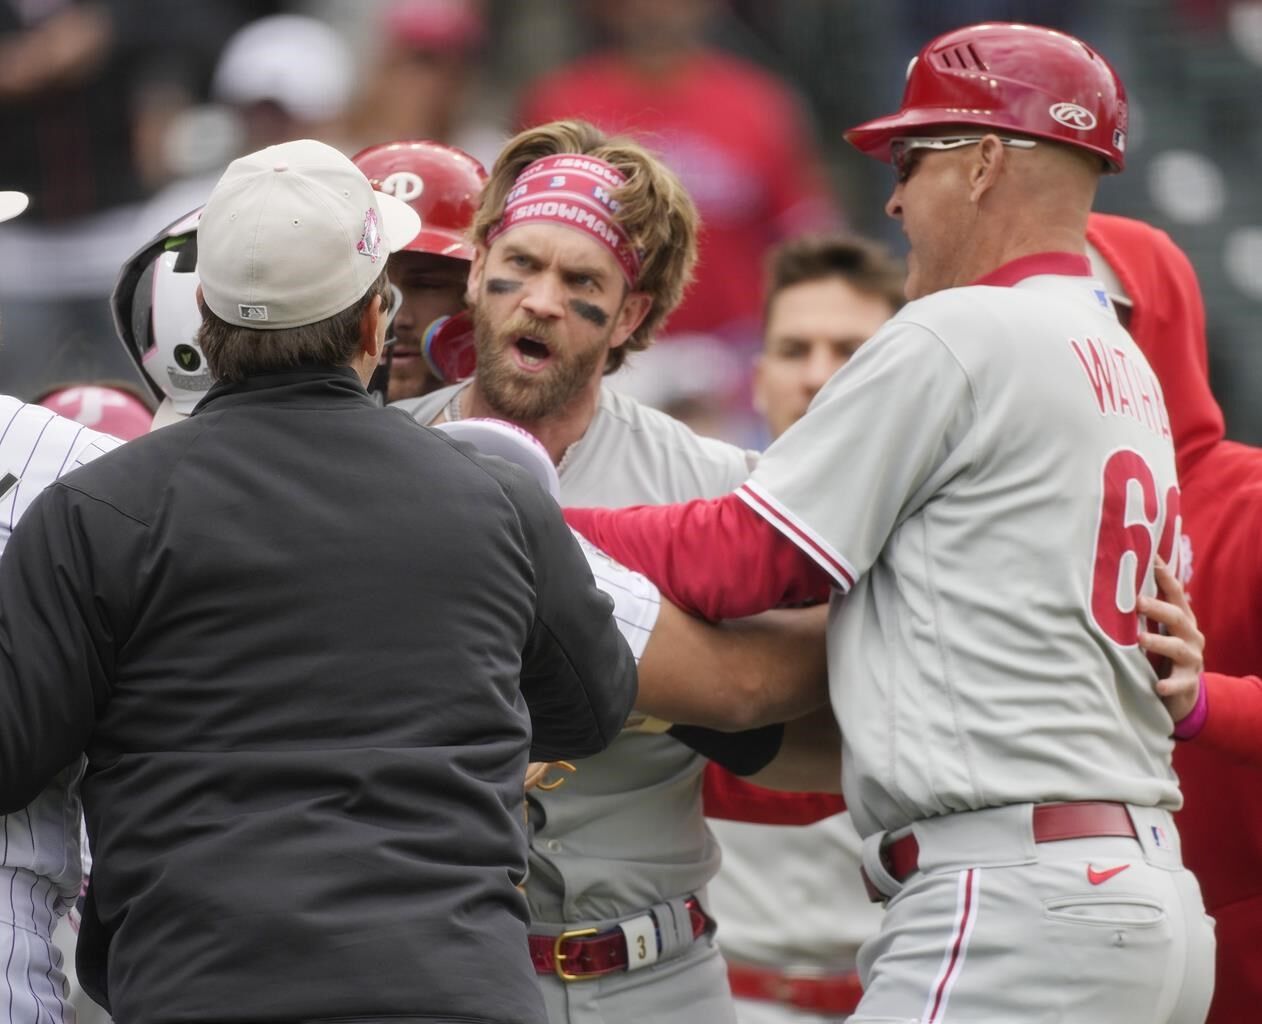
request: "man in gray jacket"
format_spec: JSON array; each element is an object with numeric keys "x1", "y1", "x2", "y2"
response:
[{"x1": 0, "y1": 139, "x2": 636, "y2": 1024}]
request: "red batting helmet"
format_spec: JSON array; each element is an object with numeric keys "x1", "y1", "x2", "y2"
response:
[
  {"x1": 352, "y1": 140, "x2": 487, "y2": 261},
  {"x1": 38, "y1": 386, "x2": 154, "y2": 440},
  {"x1": 846, "y1": 23, "x2": 1128, "y2": 172}
]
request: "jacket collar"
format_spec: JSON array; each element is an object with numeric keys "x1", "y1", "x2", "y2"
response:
[{"x1": 193, "y1": 365, "x2": 372, "y2": 415}]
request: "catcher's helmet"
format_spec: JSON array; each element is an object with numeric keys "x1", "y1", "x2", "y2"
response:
[
  {"x1": 112, "y1": 208, "x2": 211, "y2": 419},
  {"x1": 846, "y1": 22, "x2": 1127, "y2": 172},
  {"x1": 352, "y1": 141, "x2": 487, "y2": 261}
]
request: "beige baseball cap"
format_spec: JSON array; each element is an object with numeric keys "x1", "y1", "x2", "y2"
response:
[{"x1": 197, "y1": 139, "x2": 420, "y2": 330}]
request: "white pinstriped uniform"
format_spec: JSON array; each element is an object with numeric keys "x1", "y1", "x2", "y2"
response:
[
  {"x1": 0, "y1": 396, "x2": 121, "y2": 1024},
  {"x1": 572, "y1": 532, "x2": 661, "y2": 663}
]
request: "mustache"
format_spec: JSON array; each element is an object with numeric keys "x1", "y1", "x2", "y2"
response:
[{"x1": 496, "y1": 315, "x2": 556, "y2": 347}]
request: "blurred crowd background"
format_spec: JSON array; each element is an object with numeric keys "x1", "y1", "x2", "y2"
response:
[{"x1": 1, "y1": 0, "x2": 1259, "y2": 448}]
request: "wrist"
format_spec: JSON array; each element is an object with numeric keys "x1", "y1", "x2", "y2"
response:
[{"x1": 1172, "y1": 674, "x2": 1209, "y2": 741}]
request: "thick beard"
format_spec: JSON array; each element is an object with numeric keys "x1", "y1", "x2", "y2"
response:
[{"x1": 471, "y1": 300, "x2": 610, "y2": 423}]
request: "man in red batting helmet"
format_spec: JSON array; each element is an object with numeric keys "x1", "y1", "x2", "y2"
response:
[
  {"x1": 353, "y1": 140, "x2": 486, "y2": 402},
  {"x1": 566, "y1": 22, "x2": 1214, "y2": 1023}
]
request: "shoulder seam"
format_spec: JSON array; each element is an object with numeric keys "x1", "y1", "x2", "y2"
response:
[{"x1": 52, "y1": 480, "x2": 152, "y2": 529}]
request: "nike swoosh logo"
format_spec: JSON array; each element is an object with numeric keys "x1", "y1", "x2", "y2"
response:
[{"x1": 1087, "y1": 864, "x2": 1131, "y2": 885}]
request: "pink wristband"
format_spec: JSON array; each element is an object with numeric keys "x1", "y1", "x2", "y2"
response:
[{"x1": 1172, "y1": 674, "x2": 1208, "y2": 741}]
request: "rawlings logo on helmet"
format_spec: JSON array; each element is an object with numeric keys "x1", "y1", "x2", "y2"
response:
[{"x1": 1049, "y1": 102, "x2": 1098, "y2": 131}]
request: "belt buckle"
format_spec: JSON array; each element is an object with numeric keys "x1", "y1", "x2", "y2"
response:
[{"x1": 553, "y1": 927, "x2": 600, "y2": 982}]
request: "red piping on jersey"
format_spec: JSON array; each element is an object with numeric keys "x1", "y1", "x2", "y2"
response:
[
  {"x1": 970, "y1": 252, "x2": 1092, "y2": 288},
  {"x1": 737, "y1": 482, "x2": 855, "y2": 589},
  {"x1": 563, "y1": 494, "x2": 830, "y2": 622}
]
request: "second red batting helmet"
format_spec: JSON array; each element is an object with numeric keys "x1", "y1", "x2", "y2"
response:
[
  {"x1": 352, "y1": 140, "x2": 487, "y2": 261},
  {"x1": 846, "y1": 22, "x2": 1127, "y2": 172}
]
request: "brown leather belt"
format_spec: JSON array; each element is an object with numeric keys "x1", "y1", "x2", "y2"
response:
[
  {"x1": 862, "y1": 801, "x2": 1138, "y2": 902},
  {"x1": 530, "y1": 896, "x2": 714, "y2": 981},
  {"x1": 727, "y1": 961, "x2": 863, "y2": 1015}
]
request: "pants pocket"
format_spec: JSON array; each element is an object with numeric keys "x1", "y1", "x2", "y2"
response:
[{"x1": 1043, "y1": 894, "x2": 1167, "y2": 929}]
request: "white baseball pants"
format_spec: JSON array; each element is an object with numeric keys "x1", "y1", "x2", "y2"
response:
[{"x1": 851, "y1": 803, "x2": 1214, "y2": 1023}]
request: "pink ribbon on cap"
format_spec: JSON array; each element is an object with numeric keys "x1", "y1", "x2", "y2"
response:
[{"x1": 485, "y1": 154, "x2": 643, "y2": 285}]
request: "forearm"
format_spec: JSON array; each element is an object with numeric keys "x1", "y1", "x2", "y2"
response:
[
  {"x1": 635, "y1": 603, "x2": 829, "y2": 731},
  {"x1": 564, "y1": 494, "x2": 831, "y2": 621}
]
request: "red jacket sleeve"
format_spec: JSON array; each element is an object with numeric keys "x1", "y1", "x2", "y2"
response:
[
  {"x1": 564, "y1": 494, "x2": 831, "y2": 621},
  {"x1": 702, "y1": 762, "x2": 846, "y2": 825},
  {"x1": 1196, "y1": 672, "x2": 1262, "y2": 761}
]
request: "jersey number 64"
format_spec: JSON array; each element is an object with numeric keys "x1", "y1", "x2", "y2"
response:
[{"x1": 1090, "y1": 448, "x2": 1181, "y2": 647}]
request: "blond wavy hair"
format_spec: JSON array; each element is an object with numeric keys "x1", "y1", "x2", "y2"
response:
[{"x1": 472, "y1": 120, "x2": 699, "y2": 374}]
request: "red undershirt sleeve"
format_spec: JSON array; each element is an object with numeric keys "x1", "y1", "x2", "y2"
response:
[
  {"x1": 1196, "y1": 671, "x2": 1262, "y2": 761},
  {"x1": 702, "y1": 762, "x2": 846, "y2": 825},
  {"x1": 564, "y1": 494, "x2": 832, "y2": 621}
]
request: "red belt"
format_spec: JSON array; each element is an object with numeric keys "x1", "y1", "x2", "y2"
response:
[
  {"x1": 862, "y1": 801, "x2": 1138, "y2": 902},
  {"x1": 530, "y1": 896, "x2": 714, "y2": 981},
  {"x1": 727, "y1": 961, "x2": 863, "y2": 1015}
]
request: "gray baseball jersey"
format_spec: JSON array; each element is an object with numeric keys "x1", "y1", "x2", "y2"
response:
[
  {"x1": 738, "y1": 266, "x2": 1183, "y2": 838},
  {"x1": 0, "y1": 396, "x2": 121, "y2": 1024},
  {"x1": 401, "y1": 385, "x2": 754, "y2": 1020}
]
